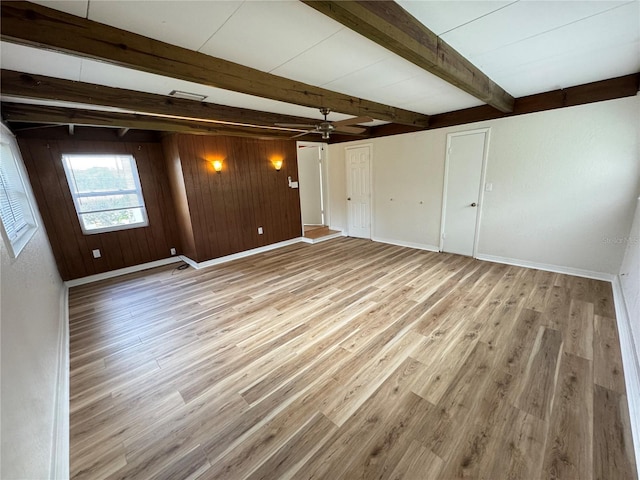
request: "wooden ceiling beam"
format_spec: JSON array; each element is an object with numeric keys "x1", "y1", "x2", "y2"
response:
[
  {"x1": 354, "y1": 73, "x2": 640, "y2": 140},
  {"x1": 427, "y1": 73, "x2": 640, "y2": 130},
  {"x1": 301, "y1": 1, "x2": 515, "y2": 113},
  {"x1": 0, "y1": 103, "x2": 298, "y2": 139},
  {"x1": 0, "y1": 1, "x2": 430, "y2": 127},
  {"x1": 0, "y1": 69, "x2": 326, "y2": 129}
]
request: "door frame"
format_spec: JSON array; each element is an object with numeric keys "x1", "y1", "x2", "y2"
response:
[
  {"x1": 439, "y1": 128, "x2": 491, "y2": 257},
  {"x1": 345, "y1": 143, "x2": 373, "y2": 239}
]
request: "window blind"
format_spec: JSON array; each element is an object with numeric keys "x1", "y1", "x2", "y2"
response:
[{"x1": 0, "y1": 143, "x2": 28, "y2": 242}]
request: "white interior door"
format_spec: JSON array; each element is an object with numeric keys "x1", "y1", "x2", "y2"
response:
[
  {"x1": 346, "y1": 145, "x2": 371, "y2": 239},
  {"x1": 441, "y1": 130, "x2": 489, "y2": 256}
]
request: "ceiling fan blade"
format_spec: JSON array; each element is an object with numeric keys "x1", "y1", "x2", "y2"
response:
[
  {"x1": 290, "y1": 130, "x2": 318, "y2": 139},
  {"x1": 332, "y1": 116, "x2": 374, "y2": 127},
  {"x1": 275, "y1": 123, "x2": 318, "y2": 128},
  {"x1": 334, "y1": 125, "x2": 367, "y2": 134}
]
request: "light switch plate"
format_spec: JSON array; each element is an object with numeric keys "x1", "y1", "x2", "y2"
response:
[{"x1": 92, "y1": 249, "x2": 101, "y2": 258}]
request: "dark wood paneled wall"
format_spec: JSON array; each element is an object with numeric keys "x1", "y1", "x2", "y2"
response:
[
  {"x1": 165, "y1": 134, "x2": 301, "y2": 263},
  {"x1": 18, "y1": 133, "x2": 179, "y2": 281},
  {"x1": 162, "y1": 135, "x2": 197, "y2": 261}
]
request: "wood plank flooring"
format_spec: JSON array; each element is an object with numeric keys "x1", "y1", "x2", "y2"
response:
[{"x1": 68, "y1": 237, "x2": 637, "y2": 480}]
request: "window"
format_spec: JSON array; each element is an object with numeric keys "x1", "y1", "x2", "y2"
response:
[
  {"x1": 0, "y1": 125, "x2": 38, "y2": 258},
  {"x1": 62, "y1": 154, "x2": 149, "y2": 234}
]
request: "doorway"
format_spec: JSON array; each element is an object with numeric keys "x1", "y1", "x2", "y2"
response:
[
  {"x1": 297, "y1": 142, "x2": 324, "y2": 228},
  {"x1": 440, "y1": 129, "x2": 490, "y2": 257},
  {"x1": 297, "y1": 142, "x2": 337, "y2": 241},
  {"x1": 345, "y1": 144, "x2": 372, "y2": 239}
]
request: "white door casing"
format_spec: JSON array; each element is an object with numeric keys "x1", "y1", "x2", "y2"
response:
[
  {"x1": 440, "y1": 129, "x2": 490, "y2": 257},
  {"x1": 346, "y1": 144, "x2": 372, "y2": 239}
]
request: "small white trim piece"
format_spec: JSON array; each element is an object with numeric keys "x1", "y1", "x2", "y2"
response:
[
  {"x1": 474, "y1": 253, "x2": 615, "y2": 281},
  {"x1": 50, "y1": 284, "x2": 69, "y2": 479},
  {"x1": 65, "y1": 257, "x2": 183, "y2": 287},
  {"x1": 372, "y1": 236, "x2": 439, "y2": 253},
  {"x1": 179, "y1": 255, "x2": 200, "y2": 270},
  {"x1": 181, "y1": 238, "x2": 304, "y2": 270},
  {"x1": 612, "y1": 275, "x2": 640, "y2": 469},
  {"x1": 301, "y1": 232, "x2": 344, "y2": 244}
]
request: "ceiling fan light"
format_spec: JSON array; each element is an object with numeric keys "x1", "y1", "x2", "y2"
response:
[{"x1": 321, "y1": 131, "x2": 330, "y2": 140}]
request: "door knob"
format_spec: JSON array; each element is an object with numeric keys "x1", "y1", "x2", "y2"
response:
[
  {"x1": 470, "y1": 202, "x2": 477, "y2": 207},
  {"x1": 347, "y1": 197, "x2": 351, "y2": 201}
]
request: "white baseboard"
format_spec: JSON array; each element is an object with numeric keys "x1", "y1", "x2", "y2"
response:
[
  {"x1": 474, "y1": 253, "x2": 614, "y2": 281},
  {"x1": 65, "y1": 257, "x2": 183, "y2": 287},
  {"x1": 611, "y1": 275, "x2": 640, "y2": 470},
  {"x1": 64, "y1": 237, "x2": 318, "y2": 283},
  {"x1": 180, "y1": 238, "x2": 304, "y2": 270},
  {"x1": 371, "y1": 236, "x2": 440, "y2": 253},
  {"x1": 51, "y1": 284, "x2": 69, "y2": 479}
]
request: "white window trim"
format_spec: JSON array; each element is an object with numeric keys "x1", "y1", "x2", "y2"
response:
[
  {"x1": 62, "y1": 154, "x2": 149, "y2": 235},
  {"x1": 0, "y1": 123, "x2": 38, "y2": 259}
]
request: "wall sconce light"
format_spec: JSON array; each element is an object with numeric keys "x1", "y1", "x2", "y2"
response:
[
  {"x1": 212, "y1": 160, "x2": 222, "y2": 174},
  {"x1": 273, "y1": 159, "x2": 283, "y2": 172}
]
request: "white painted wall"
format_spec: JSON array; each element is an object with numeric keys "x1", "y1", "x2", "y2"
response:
[
  {"x1": 0, "y1": 125, "x2": 68, "y2": 479},
  {"x1": 328, "y1": 96, "x2": 640, "y2": 275},
  {"x1": 329, "y1": 130, "x2": 445, "y2": 249},
  {"x1": 477, "y1": 98, "x2": 639, "y2": 275}
]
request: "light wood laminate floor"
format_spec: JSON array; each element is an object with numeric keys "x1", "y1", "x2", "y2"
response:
[{"x1": 68, "y1": 238, "x2": 637, "y2": 479}]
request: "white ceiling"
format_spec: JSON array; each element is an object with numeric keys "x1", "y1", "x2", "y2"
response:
[{"x1": 1, "y1": 0, "x2": 639, "y2": 126}]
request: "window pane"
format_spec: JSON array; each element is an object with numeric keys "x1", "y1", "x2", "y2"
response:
[
  {"x1": 66, "y1": 155, "x2": 137, "y2": 193},
  {"x1": 80, "y1": 207, "x2": 147, "y2": 231},
  {"x1": 62, "y1": 153, "x2": 148, "y2": 234},
  {"x1": 76, "y1": 193, "x2": 143, "y2": 213}
]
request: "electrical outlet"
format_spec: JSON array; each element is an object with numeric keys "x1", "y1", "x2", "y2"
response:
[
  {"x1": 92, "y1": 249, "x2": 101, "y2": 258},
  {"x1": 170, "y1": 247, "x2": 177, "y2": 255},
  {"x1": 258, "y1": 227, "x2": 264, "y2": 235}
]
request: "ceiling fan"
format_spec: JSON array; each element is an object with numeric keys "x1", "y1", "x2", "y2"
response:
[{"x1": 276, "y1": 108, "x2": 372, "y2": 140}]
